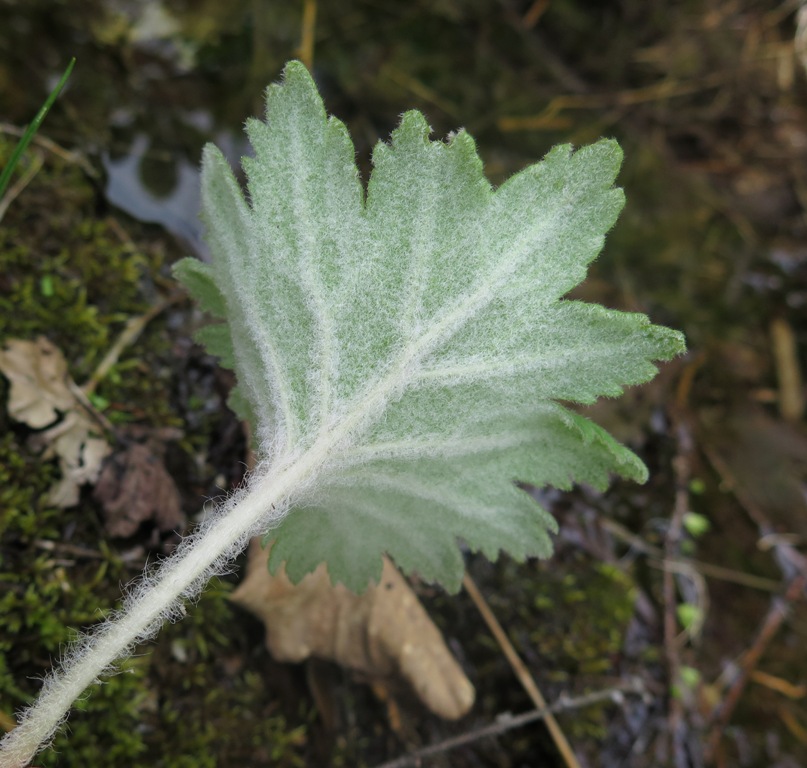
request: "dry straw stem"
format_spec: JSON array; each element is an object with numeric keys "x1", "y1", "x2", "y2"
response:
[
  {"x1": 601, "y1": 518, "x2": 781, "y2": 593},
  {"x1": 770, "y1": 317, "x2": 805, "y2": 422},
  {"x1": 0, "y1": 150, "x2": 43, "y2": 222},
  {"x1": 297, "y1": 0, "x2": 317, "y2": 71},
  {"x1": 462, "y1": 573, "x2": 581, "y2": 768}
]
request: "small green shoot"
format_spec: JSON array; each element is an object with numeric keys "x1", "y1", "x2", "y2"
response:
[
  {"x1": 676, "y1": 602, "x2": 702, "y2": 631},
  {"x1": 688, "y1": 477, "x2": 706, "y2": 495},
  {"x1": 672, "y1": 665, "x2": 702, "y2": 700},
  {"x1": 0, "y1": 57, "x2": 76, "y2": 199},
  {"x1": 683, "y1": 512, "x2": 710, "y2": 538}
]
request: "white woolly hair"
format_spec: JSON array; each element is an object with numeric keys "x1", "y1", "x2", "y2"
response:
[{"x1": 0, "y1": 452, "x2": 307, "y2": 768}]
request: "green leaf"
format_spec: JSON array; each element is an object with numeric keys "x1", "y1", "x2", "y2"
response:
[
  {"x1": 0, "y1": 57, "x2": 75, "y2": 200},
  {"x1": 175, "y1": 61, "x2": 685, "y2": 593}
]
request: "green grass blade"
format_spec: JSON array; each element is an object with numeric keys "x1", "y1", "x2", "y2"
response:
[{"x1": 0, "y1": 57, "x2": 76, "y2": 198}]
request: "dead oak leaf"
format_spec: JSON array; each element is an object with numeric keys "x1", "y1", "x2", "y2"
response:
[
  {"x1": 231, "y1": 539, "x2": 475, "y2": 721},
  {"x1": 0, "y1": 337, "x2": 112, "y2": 507},
  {"x1": 0, "y1": 336, "x2": 75, "y2": 428}
]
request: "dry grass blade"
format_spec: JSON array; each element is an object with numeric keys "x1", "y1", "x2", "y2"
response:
[
  {"x1": 601, "y1": 518, "x2": 781, "y2": 593},
  {"x1": 462, "y1": 572, "x2": 581, "y2": 768},
  {"x1": 770, "y1": 317, "x2": 804, "y2": 422},
  {"x1": 298, "y1": 0, "x2": 317, "y2": 70},
  {"x1": 0, "y1": 150, "x2": 43, "y2": 223}
]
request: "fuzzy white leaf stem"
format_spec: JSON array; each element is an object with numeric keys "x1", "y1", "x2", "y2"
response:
[{"x1": 0, "y1": 455, "x2": 309, "y2": 768}]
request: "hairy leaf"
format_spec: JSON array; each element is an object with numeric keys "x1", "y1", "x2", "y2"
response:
[{"x1": 174, "y1": 61, "x2": 684, "y2": 593}]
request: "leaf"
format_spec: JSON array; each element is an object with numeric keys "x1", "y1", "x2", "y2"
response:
[
  {"x1": 231, "y1": 540, "x2": 475, "y2": 720},
  {"x1": 0, "y1": 337, "x2": 112, "y2": 507},
  {"x1": 174, "y1": 61, "x2": 685, "y2": 593},
  {"x1": 93, "y1": 427, "x2": 185, "y2": 538},
  {"x1": 0, "y1": 336, "x2": 75, "y2": 429}
]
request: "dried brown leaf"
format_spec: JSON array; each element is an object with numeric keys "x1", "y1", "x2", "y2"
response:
[
  {"x1": 231, "y1": 539, "x2": 475, "y2": 721},
  {"x1": 0, "y1": 337, "x2": 75, "y2": 429},
  {"x1": 36, "y1": 414, "x2": 112, "y2": 507},
  {"x1": 699, "y1": 403, "x2": 807, "y2": 537},
  {"x1": 1, "y1": 337, "x2": 112, "y2": 506},
  {"x1": 93, "y1": 439, "x2": 184, "y2": 538}
]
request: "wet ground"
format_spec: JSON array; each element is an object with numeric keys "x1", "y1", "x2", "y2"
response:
[{"x1": 2, "y1": 1, "x2": 807, "y2": 766}]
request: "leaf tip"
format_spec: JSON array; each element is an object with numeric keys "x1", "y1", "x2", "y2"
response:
[
  {"x1": 397, "y1": 110, "x2": 433, "y2": 142},
  {"x1": 276, "y1": 59, "x2": 317, "y2": 94},
  {"x1": 260, "y1": 58, "x2": 325, "y2": 125}
]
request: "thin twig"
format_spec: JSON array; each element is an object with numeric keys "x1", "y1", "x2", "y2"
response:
[
  {"x1": 701, "y1": 443, "x2": 807, "y2": 582},
  {"x1": 662, "y1": 559, "x2": 709, "y2": 644},
  {"x1": 521, "y1": 0, "x2": 549, "y2": 29},
  {"x1": 462, "y1": 573, "x2": 581, "y2": 768},
  {"x1": 81, "y1": 294, "x2": 181, "y2": 397},
  {"x1": 663, "y1": 361, "x2": 700, "y2": 768},
  {"x1": 663, "y1": 420, "x2": 694, "y2": 768},
  {"x1": 0, "y1": 150, "x2": 44, "y2": 223},
  {"x1": 372, "y1": 680, "x2": 645, "y2": 768},
  {"x1": 601, "y1": 518, "x2": 781, "y2": 593},
  {"x1": 705, "y1": 572, "x2": 807, "y2": 761},
  {"x1": 0, "y1": 124, "x2": 97, "y2": 179},
  {"x1": 383, "y1": 68, "x2": 461, "y2": 118},
  {"x1": 498, "y1": 72, "x2": 726, "y2": 132},
  {"x1": 500, "y1": 1, "x2": 588, "y2": 95},
  {"x1": 33, "y1": 539, "x2": 105, "y2": 560},
  {"x1": 770, "y1": 317, "x2": 805, "y2": 421}
]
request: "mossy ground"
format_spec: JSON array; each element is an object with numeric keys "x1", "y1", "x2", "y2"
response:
[
  {"x1": 0, "y1": 137, "x2": 312, "y2": 767},
  {"x1": 415, "y1": 547, "x2": 641, "y2": 764}
]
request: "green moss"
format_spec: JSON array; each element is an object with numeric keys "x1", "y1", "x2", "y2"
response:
[
  {"x1": 154, "y1": 670, "x2": 309, "y2": 768},
  {"x1": 1, "y1": 144, "x2": 131, "y2": 370},
  {"x1": 0, "y1": 429, "x2": 58, "y2": 540},
  {"x1": 0, "y1": 139, "x2": 309, "y2": 763},
  {"x1": 523, "y1": 558, "x2": 636, "y2": 741},
  {"x1": 0, "y1": 136, "x2": 178, "y2": 428},
  {"x1": 0, "y1": 141, "x2": 179, "y2": 763},
  {"x1": 138, "y1": 583, "x2": 310, "y2": 768},
  {"x1": 0, "y1": 429, "x2": 151, "y2": 764},
  {"x1": 459, "y1": 552, "x2": 637, "y2": 745}
]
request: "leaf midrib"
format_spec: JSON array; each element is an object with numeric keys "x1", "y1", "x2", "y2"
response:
[{"x1": 271, "y1": 129, "x2": 571, "y2": 479}]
